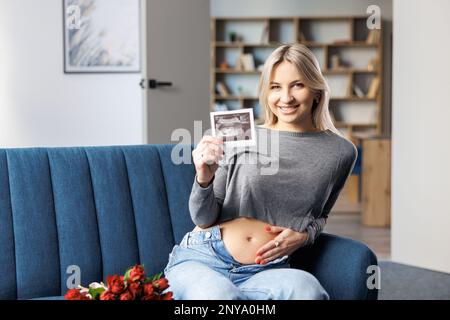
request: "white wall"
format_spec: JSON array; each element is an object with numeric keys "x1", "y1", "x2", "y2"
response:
[
  {"x1": 211, "y1": 0, "x2": 392, "y2": 18},
  {"x1": 392, "y1": 0, "x2": 450, "y2": 273},
  {"x1": 0, "y1": 0, "x2": 143, "y2": 147},
  {"x1": 211, "y1": 0, "x2": 393, "y2": 135}
]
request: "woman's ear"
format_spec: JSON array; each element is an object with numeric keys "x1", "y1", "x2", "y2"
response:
[
  {"x1": 312, "y1": 96, "x2": 319, "y2": 108},
  {"x1": 314, "y1": 93, "x2": 321, "y2": 104}
]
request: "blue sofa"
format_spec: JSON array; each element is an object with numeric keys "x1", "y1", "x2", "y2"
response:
[{"x1": 0, "y1": 145, "x2": 378, "y2": 300}]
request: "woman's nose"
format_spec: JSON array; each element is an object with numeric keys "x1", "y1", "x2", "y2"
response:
[{"x1": 280, "y1": 90, "x2": 294, "y2": 103}]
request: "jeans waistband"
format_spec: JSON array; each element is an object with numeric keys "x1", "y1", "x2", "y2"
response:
[{"x1": 180, "y1": 226, "x2": 222, "y2": 246}]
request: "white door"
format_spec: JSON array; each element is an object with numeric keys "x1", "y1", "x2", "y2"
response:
[{"x1": 141, "y1": 0, "x2": 211, "y2": 144}]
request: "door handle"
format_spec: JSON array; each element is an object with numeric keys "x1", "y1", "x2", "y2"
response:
[
  {"x1": 148, "y1": 79, "x2": 173, "y2": 89},
  {"x1": 139, "y1": 79, "x2": 173, "y2": 89}
]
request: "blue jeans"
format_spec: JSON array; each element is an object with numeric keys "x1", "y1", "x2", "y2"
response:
[{"x1": 164, "y1": 226, "x2": 329, "y2": 300}]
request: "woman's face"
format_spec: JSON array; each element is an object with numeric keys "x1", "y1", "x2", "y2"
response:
[{"x1": 267, "y1": 60, "x2": 317, "y2": 128}]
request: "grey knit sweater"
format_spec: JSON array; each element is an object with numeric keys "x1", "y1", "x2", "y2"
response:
[{"x1": 189, "y1": 126, "x2": 358, "y2": 246}]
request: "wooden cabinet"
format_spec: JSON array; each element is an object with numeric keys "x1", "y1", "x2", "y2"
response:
[
  {"x1": 361, "y1": 137, "x2": 391, "y2": 227},
  {"x1": 211, "y1": 16, "x2": 384, "y2": 137}
]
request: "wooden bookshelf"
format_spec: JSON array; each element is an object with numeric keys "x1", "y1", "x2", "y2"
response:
[{"x1": 211, "y1": 16, "x2": 384, "y2": 137}]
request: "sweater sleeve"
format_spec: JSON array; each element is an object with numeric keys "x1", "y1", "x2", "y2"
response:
[
  {"x1": 188, "y1": 163, "x2": 228, "y2": 228},
  {"x1": 303, "y1": 141, "x2": 358, "y2": 246}
]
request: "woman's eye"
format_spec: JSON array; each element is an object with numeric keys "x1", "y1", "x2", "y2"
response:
[
  {"x1": 270, "y1": 85, "x2": 281, "y2": 90},
  {"x1": 294, "y1": 83, "x2": 304, "y2": 88}
]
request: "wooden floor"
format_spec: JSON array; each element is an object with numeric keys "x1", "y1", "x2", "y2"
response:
[{"x1": 325, "y1": 209, "x2": 391, "y2": 260}]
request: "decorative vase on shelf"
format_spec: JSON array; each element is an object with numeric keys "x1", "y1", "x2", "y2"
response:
[{"x1": 229, "y1": 31, "x2": 237, "y2": 42}]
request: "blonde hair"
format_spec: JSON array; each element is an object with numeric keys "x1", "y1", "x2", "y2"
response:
[{"x1": 258, "y1": 43, "x2": 343, "y2": 137}]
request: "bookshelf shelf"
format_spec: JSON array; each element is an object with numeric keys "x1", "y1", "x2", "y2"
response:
[
  {"x1": 213, "y1": 42, "x2": 281, "y2": 48},
  {"x1": 323, "y1": 68, "x2": 379, "y2": 75},
  {"x1": 299, "y1": 41, "x2": 378, "y2": 47},
  {"x1": 331, "y1": 97, "x2": 378, "y2": 101},
  {"x1": 214, "y1": 95, "x2": 258, "y2": 100},
  {"x1": 211, "y1": 16, "x2": 383, "y2": 138},
  {"x1": 335, "y1": 122, "x2": 377, "y2": 128},
  {"x1": 213, "y1": 42, "x2": 244, "y2": 47},
  {"x1": 215, "y1": 69, "x2": 261, "y2": 74}
]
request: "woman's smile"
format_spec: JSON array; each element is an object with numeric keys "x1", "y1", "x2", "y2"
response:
[{"x1": 278, "y1": 104, "x2": 300, "y2": 114}]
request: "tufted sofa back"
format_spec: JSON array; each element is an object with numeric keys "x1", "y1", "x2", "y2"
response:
[{"x1": 0, "y1": 145, "x2": 195, "y2": 299}]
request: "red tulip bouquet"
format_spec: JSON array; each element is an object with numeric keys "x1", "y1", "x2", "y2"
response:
[{"x1": 64, "y1": 265, "x2": 173, "y2": 300}]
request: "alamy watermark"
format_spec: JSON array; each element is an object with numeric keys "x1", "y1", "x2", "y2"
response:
[
  {"x1": 66, "y1": 5, "x2": 81, "y2": 30},
  {"x1": 367, "y1": 265, "x2": 381, "y2": 290},
  {"x1": 366, "y1": 5, "x2": 381, "y2": 30},
  {"x1": 66, "y1": 265, "x2": 81, "y2": 289}
]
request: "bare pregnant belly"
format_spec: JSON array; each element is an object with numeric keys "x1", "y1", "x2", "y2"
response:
[{"x1": 193, "y1": 217, "x2": 276, "y2": 265}]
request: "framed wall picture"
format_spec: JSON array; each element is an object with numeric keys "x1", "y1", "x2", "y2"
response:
[{"x1": 63, "y1": 0, "x2": 141, "y2": 73}]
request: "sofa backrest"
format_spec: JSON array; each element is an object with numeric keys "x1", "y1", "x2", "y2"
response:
[{"x1": 0, "y1": 145, "x2": 195, "y2": 299}]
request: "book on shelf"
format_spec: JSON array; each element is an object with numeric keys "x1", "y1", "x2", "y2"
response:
[
  {"x1": 346, "y1": 80, "x2": 353, "y2": 97},
  {"x1": 239, "y1": 53, "x2": 255, "y2": 71},
  {"x1": 235, "y1": 55, "x2": 243, "y2": 71},
  {"x1": 366, "y1": 29, "x2": 381, "y2": 44},
  {"x1": 353, "y1": 84, "x2": 365, "y2": 98},
  {"x1": 367, "y1": 77, "x2": 380, "y2": 98},
  {"x1": 216, "y1": 82, "x2": 230, "y2": 97},
  {"x1": 260, "y1": 22, "x2": 269, "y2": 44}
]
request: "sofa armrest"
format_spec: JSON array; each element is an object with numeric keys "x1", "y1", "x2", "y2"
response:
[{"x1": 290, "y1": 233, "x2": 378, "y2": 300}]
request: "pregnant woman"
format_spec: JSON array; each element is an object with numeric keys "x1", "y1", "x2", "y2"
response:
[{"x1": 164, "y1": 43, "x2": 357, "y2": 300}]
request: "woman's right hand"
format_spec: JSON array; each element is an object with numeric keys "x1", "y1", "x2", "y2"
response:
[{"x1": 192, "y1": 136, "x2": 224, "y2": 187}]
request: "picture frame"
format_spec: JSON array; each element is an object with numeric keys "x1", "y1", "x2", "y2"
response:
[
  {"x1": 210, "y1": 109, "x2": 256, "y2": 147},
  {"x1": 63, "y1": 0, "x2": 141, "y2": 73}
]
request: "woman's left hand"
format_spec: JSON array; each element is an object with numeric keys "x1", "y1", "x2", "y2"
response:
[{"x1": 254, "y1": 225, "x2": 308, "y2": 265}]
